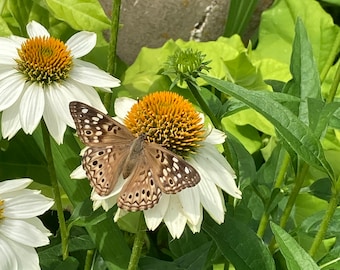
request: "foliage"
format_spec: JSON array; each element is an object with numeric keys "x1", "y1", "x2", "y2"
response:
[{"x1": 0, "y1": 0, "x2": 340, "y2": 269}]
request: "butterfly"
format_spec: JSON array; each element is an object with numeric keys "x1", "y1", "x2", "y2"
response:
[{"x1": 69, "y1": 101, "x2": 201, "y2": 211}]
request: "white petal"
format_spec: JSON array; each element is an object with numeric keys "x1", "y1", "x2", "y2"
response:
[
  {"x1": 163, "y1": 196, "x2": 187, "y2": 239},
  {"x1": 19, "y1": 83, "x2": 45, "y2": 134},
  {"x1": 114, "y1": 97, "x2": 137, "y2": 119},
  {"x1": 195, "y1": 144, "x2": 242, "y2": 199},
  {"x1": 0, "y1": 38, "x2": 21, "y2": 64},
  {"x1": 66, "y1": 31, "x2": 96, "y2": 58},
  {"x1": 26, "y1": 20, "x2": 50, "y2": 38},
  {"x1": 25, "y1": 217, "x2": 52, "y2": 237},
  {"x1": 43, "y1": 93, "x2": 67, "y2": 144},
  {"x1": 0, "y1": 66, "x2": 18, "y2": 80},
  {"x1": 0, "y1": 73, "x2": 25, "y2": 111},
  {"x1": 68, "y1": 79, "x2": 107, "y2": 112},
  {"x1": 0, "y1": 179, "x2": 32, "y2": 195},
  {"x1": 70, "y1": 165, "x2": 87, "y2": 179},
  {"x1": 144, "y1": 195, "x2": 170, "y2": 230},
  {"x1": 178, "y1": 186, "x2": 201, "y2": 225},
  {"x1": 44, "y1": 82, "x2": 76, "y2": 128},
  {"x1": 187, "y1": 207, "x2": 203, "y2": 233},
  {"x1": 205, "y1": 126, "x2": 226, "y2": 144},
  {"x1": 5, "y1": 237, "x2": 40, "y2": 270},
  {"x1": 197, "y1": 178, "x2": 225, "y2": 224},
  {"x1": 0, "y1": 219, "x2": 50, "y2": 247},
  {"x1": 0, "y1": 237, "x2": 19, "y2": 270},
  {"x1": 4, "y1": 193, "x2": 53, "y2": 219},
  {"x1": 70, "y1": 65, "x2": 121, "y2": 88},
  {"x1": 1, "y1": 97, "x2": 22, "y2": 140}
]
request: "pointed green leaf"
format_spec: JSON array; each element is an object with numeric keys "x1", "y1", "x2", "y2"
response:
[
  {"x1": 203, "y1": 215, "x2": 275, "y2": 270},
  {"x1": 201, "y1": 74, "x2": 333, "y2": 178},
  {"x1": 270, "y1": 222, "x2": 319, "y2": 270}
]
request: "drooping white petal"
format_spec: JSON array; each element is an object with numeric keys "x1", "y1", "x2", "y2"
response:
[
  {"x1": 70, "y1": 64, "x2": 121, "y2": 88},
  {"x1": 67, "y1": 79, "x2": 107, "y2": 113},
  {"x1": 66, "y1": 31, "x2": 96, "y2": 58},
  {"x1": 1, "y1": 219, "x2": 50, "y2": 247},
  {"x1": 114, "y1": 97, "x2": 137, "y2": 120},
  {"x1": 187, "y1": 207, "x2": 203, "y2": 233},
  {"x1": 19, "y1": 83, "x2": 45, "y2": 134},
  {"x1": 1, "y1": 96, "x2": 22, "y2": 140},
  {"x1": 178, "y1": 186, "x2": 201, "y2": 225},
  {"x1": 4, "y1": 193, "x2": 54, "y2": 219},
  {"x1": 0, "y1": 237, "x2": 18, "y2": 270},
  {"x1": 0, "y1": 73, "x2": 25, "y2": 111},
  {"x1": 44, "y1": 82, "x2": 77, "y2": 128},
  {"x1": 0, "y1": 179, "x2": 32, "y2": 194},
  {"x1": 195, "y1": 144, "x2": 242, "y2": 199},
  {"x1": 25, "y1": 217, "x2": 52, "y2": 237},
  {"x1": 26, "y1": 20, "x2": 50, "y2": 38},
  {"x1": 144, "y1": 195, "x2": 170, "y2": 230},
  {"x1": 163, "y1": 196, "x2": 187, "y2": 239},
  {"x1": 43, "y1": 89, "x2": 67, "y2": 144},
  {"x1": 197, "y1": 177, "x2": 225, "y2": 224},
  {"x1": 5, "y1": 237, "x2": 40, "y2": 270}
]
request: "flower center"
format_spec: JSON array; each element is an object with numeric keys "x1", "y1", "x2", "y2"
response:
[
  {"x1": 0, "y1": 200, "x2": 4, "y2": 220},
  {"x1": 124, "y1": 91, "x2": 205, "y2": 157},
  {"x1": 16, "y1": 36, "x2": 73, "y2": 85}
]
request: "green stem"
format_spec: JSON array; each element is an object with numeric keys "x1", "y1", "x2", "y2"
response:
[
  {"x1": 107, "y1": 0, "x2": 121, "y2": 76},
  {"x1": 41, "y1": 122, "x2": 69, "y2": 260},
  {"x1": 187, "y1": 80, "x2": 221, "y2": 130},
  {"x1": 84, "y1": 249, "x2": 94, "y2": 270},
  {"x1": 127, "y1": 214, "x2": 146, "y2": 270},
  {"x1": 279, "y1": 163, "x2": 309, "y2": 229},
  {"x1": 269, "y1": 162, "x2": 309, "y2": 251},
  {"x1": 104, "y1": 0, "x2": 122, "y2": 111},
  {"x1": 309, "y1": 177, "x2": 340, "y2": 257},
  {"x1": 325, "y1": 59, "x2": 340, "y2": 104},
  {"x1": 257, "y1": 153, "x2": 291, "y2": 238}
]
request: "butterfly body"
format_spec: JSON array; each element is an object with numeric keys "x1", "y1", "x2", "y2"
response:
[{"x1": 69, "y1": 101, "x2": 200, "y2": 211}]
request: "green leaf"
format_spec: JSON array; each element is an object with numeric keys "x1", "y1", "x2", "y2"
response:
[
  {"x1": 300, "y1": 208, "x2": 340, "y2": 238},
  {"x1": 7, "y1": 0, "x2": 33, "y2": 34},
  {"x1": 270, "y1": 222, "x2": 319, "y2": 270},
  {"x1": 224, "y1": 51, "x2": 270, "y2": 91},
  {"x1": 139, "y1": 242, "x2": 212, "y2": 270},
  {"x1": 201, "y1": 74, "x2": 334, "y2": 179},
  {"x1": 224, "y1": 0, "x2": 259, "y2": 37},
  {"x1": 45, "y1": 0, "x2": 110, "y2": 31},
  {"x1": 286, "y1": 18, "x2": 322, "y2": 125},
  {"x1": 254, "y1": 0, "x2": 340, "y2": 75},
  {"x1": 203, "y1": 215, "x2": 275, "y2": 270}
]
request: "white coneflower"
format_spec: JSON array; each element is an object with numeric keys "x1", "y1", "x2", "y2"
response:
[
  {"x1": 72, "y1": 91, "x2": 241, "y2": 238},
  {"x1": 0, "y1": 178, "x2": 54, "y2": 269},
  {"x1": 0, "y1": 20, "x2": 120, "y2": 144}
]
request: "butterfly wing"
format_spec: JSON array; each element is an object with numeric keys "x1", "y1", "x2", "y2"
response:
[
  {"x1": 83, "y1": 145, "x2": 130, "y2": 196},
  {"x1": 69, "y1": 101, "x2": 135, "y2": 146},
  {"x1": 145, "y1": 143, "x2": 201, "y2": 194},
  {"x1": 117, "y1": 154, "x2": 162, "y2": 211},
  {"x1": 117, "y1": 142, "x2": 201, "y2": 211},
  {"x1": 69, "y1": 101, "x2": 135, "y2": 196}
]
